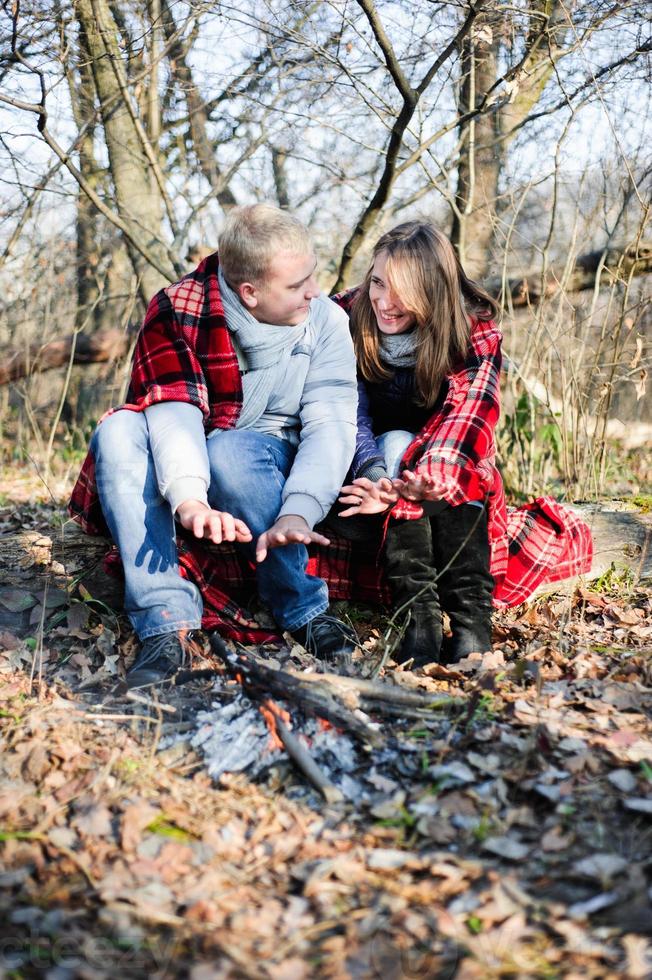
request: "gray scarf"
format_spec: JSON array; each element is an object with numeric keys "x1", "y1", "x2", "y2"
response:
[
  {"x1": 379, "y1": 328, "x2": 418, "y2": 368},
  {"x1": 218, "y1": 266, "x2": 308, "y2": 429}
]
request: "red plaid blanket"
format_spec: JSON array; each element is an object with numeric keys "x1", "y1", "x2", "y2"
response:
[{"x1": 69, "y1": 262, "x2": 593, "y2": 642}]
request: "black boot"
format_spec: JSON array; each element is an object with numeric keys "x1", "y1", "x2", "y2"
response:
[
  {"x1": 127, "y1": 630, "x2": 198, "y2": 689},
  {"x1": 431, "y1": 503, "x2": 494, "y2": 663},
  {"x1": 383, "y1": 516, "x2": 442, "y2": 668}
]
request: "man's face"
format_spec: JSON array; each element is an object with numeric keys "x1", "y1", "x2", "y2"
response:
[{"x1": 240, "y1": 251, "x2": 320, "y2": 325}]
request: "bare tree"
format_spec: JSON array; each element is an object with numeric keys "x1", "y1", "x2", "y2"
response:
[{"x1": 0, "y1": 0, "x2": 649, "y2": 491}]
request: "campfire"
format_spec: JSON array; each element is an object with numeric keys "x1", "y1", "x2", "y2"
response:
[{"x1": 176, "y1": 635, "x2": 462, "y2": 809}]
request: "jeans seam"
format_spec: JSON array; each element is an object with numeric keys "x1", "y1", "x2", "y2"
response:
[
  {"x1": 138, "y1": 620, "x2": 201, "y2": 640},
  {"x1": 284, "y1": 597, "x2": 329, "y2": 634}
]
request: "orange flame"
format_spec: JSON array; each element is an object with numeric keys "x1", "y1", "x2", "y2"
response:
[{"x1": 259, "y1": 698, "x2": 292, "y2": 751}]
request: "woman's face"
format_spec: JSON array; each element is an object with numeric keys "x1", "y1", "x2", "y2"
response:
[{"x1": 369, "y1": 250, "x2": 416, "y2": 335}]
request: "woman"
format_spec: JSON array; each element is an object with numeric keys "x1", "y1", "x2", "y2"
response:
[{"x1": 332, "y1": 221, "x2": 592, "y2": 668}]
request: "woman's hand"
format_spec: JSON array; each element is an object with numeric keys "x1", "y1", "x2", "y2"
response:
[
  {"x1": 391, "y1": 469, "x2": 443, "y2": 502},
  {"x1": 338, "y1": 477, "x2": 398, "y2": 517}
]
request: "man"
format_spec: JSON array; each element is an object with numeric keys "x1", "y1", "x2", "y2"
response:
[{"x1": 69, "y1": 204, "x2": 359, "y2": 686}]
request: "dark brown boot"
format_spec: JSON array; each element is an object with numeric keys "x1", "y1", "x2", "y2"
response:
[
  {"x1": 384, "y1": 516, "x2": 442, "y2": 668},
  {"x1": 430, "y1": 503, "x2": 494, "y2": 663}
]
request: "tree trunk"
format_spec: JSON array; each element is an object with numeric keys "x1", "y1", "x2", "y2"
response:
[
  {"x1": 451, "y1": 2, "x2": 568, "y2": 278},
  {"x1": 450, "y1": 13, "x2": 499, "y2": 278},
  {"x1": 72, "y1": 28, "x2": 102, "y2": 332},
  {"x1": 76, "y1": 0, "x2": 178, "y2": 302}
]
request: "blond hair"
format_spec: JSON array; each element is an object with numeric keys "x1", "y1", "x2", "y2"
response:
[
  {"x1": 218, "y1": 203, "x2": 312, "y2": 286},
  {"x1": 352, "y1": 222, "x2": 499, "y2": 406}
]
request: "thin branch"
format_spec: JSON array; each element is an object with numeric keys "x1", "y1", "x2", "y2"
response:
[
  {"x1": 332, "y1": 1, "x2": 481, "y2": 291},
  {"x1": 355, "y1": 0, "x2": 415, "y2": 103}
]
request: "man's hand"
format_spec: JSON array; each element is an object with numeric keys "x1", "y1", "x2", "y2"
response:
[
  {"x1": 391, "y1": 469, "x2": 442, "y2": 503},
  {"x1": 176, "y1": 500, "x2": 252, "y2": 544},
  {"x1": 338, "y1": 476, "x2": 398, "y2": 517},
  {"x1": 255, "y1": 515, "x2": 331, "y2": 563}
]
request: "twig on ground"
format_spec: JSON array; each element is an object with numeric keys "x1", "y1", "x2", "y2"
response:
[
  {"x1": 274, "y1": 715, "x2": 344, "y2": 804},
  {"x1": 126, "y1": 690, "x2": 177, "y2": 714}
]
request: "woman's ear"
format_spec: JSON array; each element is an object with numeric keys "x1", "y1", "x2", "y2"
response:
[{"x1": 237, "y1": 281, "x2": 259, "y2": 310}]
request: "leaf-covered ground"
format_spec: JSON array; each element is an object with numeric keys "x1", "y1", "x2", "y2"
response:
[{"x1": 1, "y1": 474, "x2": 651, "y2": 979}]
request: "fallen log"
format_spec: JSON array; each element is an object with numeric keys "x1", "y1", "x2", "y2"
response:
[
  {"x1": 0, "y1": 326, "x2": 135, "y2": 385},
  {"x1": 487, "y1": 241, "x2": 652, "y2": 309},
  {"x1": 532, "y1": 502, "x2": 652, "y2": 598},
  {"x1": 1, "y1": 505, "x2": 648, "y2": 636}
]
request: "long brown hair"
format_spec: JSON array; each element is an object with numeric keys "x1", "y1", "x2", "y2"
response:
[{"x1": 351, "y1": 222, "x2": 499, "y2": 406}]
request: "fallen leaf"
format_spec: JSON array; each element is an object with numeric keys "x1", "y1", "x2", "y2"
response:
[
  {"x1": 22, "y1": 744, "x2": 50, "y2": 783},
  {"x1": 421, "y1": 662, "x2": 466, "y2": 681},
  {"x1": 48, "y1": 827, "x2": 78, "y2": 850},
  {"x1": 121, "y1": 801, "x2": 160, "y2": 851},
  {"x1": 266, "y1": 959, "x2": 309, "y2": 980},
  {"x1": 96, "y1": 628, "x2": 116, "y2": 658},
  {"x1": 600, "y1": 732, "x2": 652, "y2": 763},
  {"x1": 428, "y1": 762, "x2": 475, "y2": 786},
  {"x1": 573, "y1": 853, "x2": 627, "y2": 880},
  {"x1": 577, "y1": 589, "x2": 607, "y2": 608},
  {"x1": 623, "y1": 797, "x2": 652, "y2": 814},
  {"x1": 541, "y1": 827, "x2": 572, "y2": 852},
  {"x1": 366, "y1": 849, "x2": 414, "y2": 871},
  {"x1": 622, "y1": 934, "x2": 652, "y2": 979},
  {"x1": 0, "y1": 589, "x2": 38, "y2": 612},
  {"x1": 72, "y1": 802, "x2": 113, "y2": 837},
  {"x1": 552, "y1": 918, "x2": 612, "y2": 955},
  {"x1": 66, "y1": 602, "x2": 91, "y2": 634},
  {"x1": 607, "y1": 768, "x2": 638, "y2": 793},
  {"x1": 0, "y1": 630, "x2": 21, "y2": 650},
  {"x1": 482, "y1": 836, "x2": 529, "y2": 861}
]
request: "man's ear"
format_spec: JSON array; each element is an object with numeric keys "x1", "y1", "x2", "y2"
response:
[{"x1": 237, "y1": 281, "x2": 259, "y2": 310}]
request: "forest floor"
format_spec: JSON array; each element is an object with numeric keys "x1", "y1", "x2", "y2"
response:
[{"x1": 0, "y1": 465, "x2": 651, "y2": 979}]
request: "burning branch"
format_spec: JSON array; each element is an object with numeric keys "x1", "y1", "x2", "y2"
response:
[{"x1": 208, "y1": 635, "x2": 459, "y2": 736}]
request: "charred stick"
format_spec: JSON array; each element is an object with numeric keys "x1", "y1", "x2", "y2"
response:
[
  {"x1": 299, "y1": 672, "x2": 458, "y2": 709},
  {"x1": 274, "y1": 717, "x2": 344, "y2": 805},
  {"x1": 174, "y1": 667, "x2": 223, "y2": 684},
  {"x1": 358, "y1": 700, "x2": 456, "y2": 722},
  {"x1": 244, "y1": 662, "x2": 380, "y2": 745}
]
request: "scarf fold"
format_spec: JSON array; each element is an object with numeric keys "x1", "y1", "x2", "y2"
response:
[
  {"x1": 218, "y1": 266, "x2": 308, "y2": 429},
  {"x1": 379, "y1": 328, "x2": 418, "y2": 368}
]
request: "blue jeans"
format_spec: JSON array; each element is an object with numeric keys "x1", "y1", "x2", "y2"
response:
[
  {"x1": 377, "y1": 429, "x2": 414, "y2": 478},
  {"x1": 206, "y1": 429, "x2": 328, "y2": 631},
  {"x1": 92, "y1": 414, "x2": 328, "y2": 638}
]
